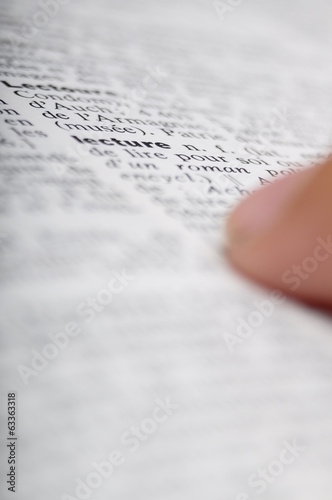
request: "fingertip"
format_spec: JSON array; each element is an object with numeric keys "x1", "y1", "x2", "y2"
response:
[{"x1": 226, "y1": 160, "x2": 332, "y2": 308}]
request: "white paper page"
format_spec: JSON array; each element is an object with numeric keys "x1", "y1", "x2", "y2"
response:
[{"x1": 1, "y1": 1, "x2": 332, "y2": 499}]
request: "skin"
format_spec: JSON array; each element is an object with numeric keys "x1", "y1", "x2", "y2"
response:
[{"x1": 226, "y1": 157, "x2": 332, "y2": 310}]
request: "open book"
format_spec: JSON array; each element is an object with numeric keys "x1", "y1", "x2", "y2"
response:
[{"x1": 1, "y1": 0, "x2": 332, "y2": 498}]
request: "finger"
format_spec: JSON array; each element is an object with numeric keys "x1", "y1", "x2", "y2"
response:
[{"x1": 226, "y1": 158, "x2": 332, "y2": 309}]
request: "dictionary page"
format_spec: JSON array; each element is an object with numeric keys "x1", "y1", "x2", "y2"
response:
[{"x1": 1, "y1": 1, "x2": 332, "y2": 499}]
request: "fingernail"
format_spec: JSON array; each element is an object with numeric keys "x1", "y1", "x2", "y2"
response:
[{"x1": 226, "y1": 168, "x2": 315, "y2": 248}]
